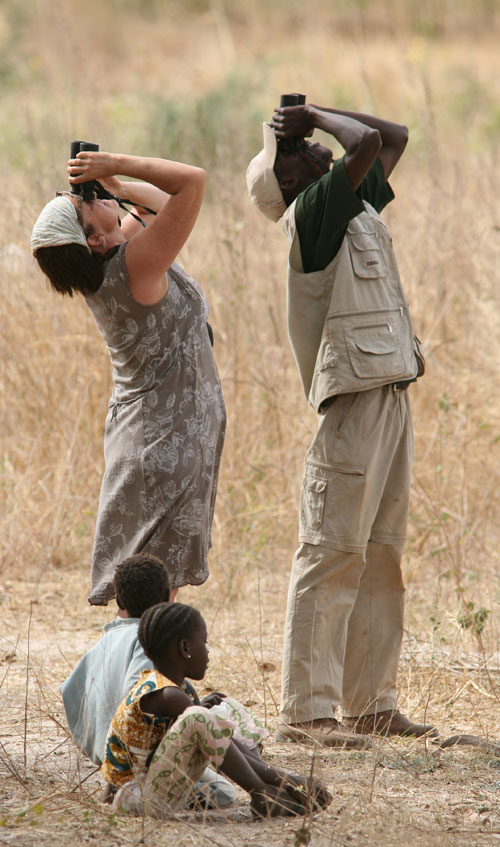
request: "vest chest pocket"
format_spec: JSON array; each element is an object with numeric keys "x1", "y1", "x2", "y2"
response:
[
  {"x1": 300, "y1": 474, "x2": 327, "y2": 535},
  {"x1": 348, "y1": 232, "x2": 387, "y2": 279}
]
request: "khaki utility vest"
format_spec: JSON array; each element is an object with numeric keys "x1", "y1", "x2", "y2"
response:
[{"x1": 283, "y1": 199, "x2": 420, "y2": 412}]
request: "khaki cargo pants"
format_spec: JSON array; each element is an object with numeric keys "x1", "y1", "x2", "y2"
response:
[{"x1": 280, "y1": 386, "x2": 413, "y2": 723}]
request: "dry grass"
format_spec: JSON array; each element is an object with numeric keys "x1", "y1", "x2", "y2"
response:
[{"x1": 1, "y1": 0, "x2": 500, "y2": 844}]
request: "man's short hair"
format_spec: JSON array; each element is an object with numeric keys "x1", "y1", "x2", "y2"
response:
[
  {"x1": 114, "y1": 553, "x2": 170, "y2": 618},
  {"x1": 246, "y1": 123, "x2": 286, "y2": 222}
]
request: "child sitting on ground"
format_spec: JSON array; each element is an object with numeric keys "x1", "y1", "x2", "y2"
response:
[
  {"x1": 102, "y1": 602, "x2": 332, "y2": 818},
  {"x1": 61, "y1": 554, "x2": 235, "y2": 808}
]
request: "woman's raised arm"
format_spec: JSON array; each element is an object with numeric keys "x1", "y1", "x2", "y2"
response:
[{"x1": 69, "y1": 152, "x2": 206, "y2": 304}]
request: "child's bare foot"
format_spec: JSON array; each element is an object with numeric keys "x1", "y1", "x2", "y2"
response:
[
  {"x1": 250, "y1": 785, "x2": 305, "y2": 818},
  {"x1": 281, "y1": 774, "x2": 332, "y2": 811}
]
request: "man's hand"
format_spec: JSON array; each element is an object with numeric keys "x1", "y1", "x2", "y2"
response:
[{"x1": 271, "y1": 105, "x2": 315, "y2": 139}]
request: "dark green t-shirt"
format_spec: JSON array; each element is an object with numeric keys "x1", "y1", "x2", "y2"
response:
[{"x1": 295, "y1": 156, "x2": 394, "y2": 273}]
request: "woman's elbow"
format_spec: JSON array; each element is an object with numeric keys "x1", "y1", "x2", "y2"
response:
[
  {"x1": 192, "y1": 166, "x2": 207, "y2": 190},
  {"x1": 188, "y1": 167, "x2": 206, "y2": 201}
]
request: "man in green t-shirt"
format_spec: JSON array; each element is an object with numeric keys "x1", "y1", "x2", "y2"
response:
[{"x1": 246, "y1": 102, "x2": 436, "y2": 747}]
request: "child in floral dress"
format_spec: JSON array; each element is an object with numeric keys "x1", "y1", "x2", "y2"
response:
[{"x1": 102, "y1": 602, "x2": 331, "y2": 818}]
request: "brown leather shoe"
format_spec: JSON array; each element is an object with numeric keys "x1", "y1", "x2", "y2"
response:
[
  {"x1": 275, "y1": 718, "x2": 372, "y2": 749},
  {"x1": 342, "y1": 710, "x2": 438, "y2": 738}
]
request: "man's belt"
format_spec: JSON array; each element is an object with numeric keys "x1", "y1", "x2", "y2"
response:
[{"x1": 389, "y1": 378, "x2": 416, "y2": 391}]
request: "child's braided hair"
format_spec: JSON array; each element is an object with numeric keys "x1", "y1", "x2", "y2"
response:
[
  {"x1": 113, "y1": 553, "x2": 170, "y2": 619},
  {"x1": 138, "y1": 602, "x2": 203, "y2": 666}
]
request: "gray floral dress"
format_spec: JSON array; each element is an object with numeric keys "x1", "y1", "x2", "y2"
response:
[{"x1": 84, "y1": 245, "x2": 226, "y2": 604}]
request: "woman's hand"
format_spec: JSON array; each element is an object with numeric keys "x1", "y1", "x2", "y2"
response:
[
  {"x1": 95, "y1": 174, "x2": 124, "y2": 197},
  {"x1": 67, "y1": 151, "x2": 119, "y2": 185}
]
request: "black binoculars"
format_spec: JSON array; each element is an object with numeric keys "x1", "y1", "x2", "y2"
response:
[
  {"x1": 280, "y1": 93, "x2": 306, "y2": 108},
  {"x1": 278, "y1": 93, "x2": 306, "y2": 152},
  {"x1": 70, "y1": 140, "x2": 101, "y2": 203}
]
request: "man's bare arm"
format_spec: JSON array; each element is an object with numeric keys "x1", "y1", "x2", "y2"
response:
[
  {"x1": 310, "y1": 106, "x2": 409, "y2": 179},
  {"x1": 271, "y1": 104, "x2": 407, "y2": 183}
]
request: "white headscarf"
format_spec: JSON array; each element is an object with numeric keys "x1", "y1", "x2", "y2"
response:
[{"x1": 31, "y1": 195, "x2": 90, "y2": 255}]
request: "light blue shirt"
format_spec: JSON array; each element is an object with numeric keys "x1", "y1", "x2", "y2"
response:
[{"x1": 60, "y1": 618, "x2": 152, "y2": 765}]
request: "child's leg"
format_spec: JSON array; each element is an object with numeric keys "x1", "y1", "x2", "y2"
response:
[
  {"x1": 220, "y1": 696, "x2": 268, "y2": 750},
  {"x1": 141, "y1": 705, "x2": 233, "y2": 816},
  {"x1": 215, "y1": 698, "x2": 331, "y2": 812},
  {"x1": 133, "y1": 706, "x2": 304, "y2": 819}
]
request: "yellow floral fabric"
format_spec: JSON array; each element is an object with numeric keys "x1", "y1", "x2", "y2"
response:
[{"x1": 101, "y1": 669, "x2": 195, "y2": 787}]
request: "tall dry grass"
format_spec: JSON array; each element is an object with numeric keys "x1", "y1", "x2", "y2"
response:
[{"x1": 1, "y1": 0, "x2": 500, "y2": 842}]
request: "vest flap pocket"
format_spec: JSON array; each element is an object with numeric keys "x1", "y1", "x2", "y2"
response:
[
  {"x1": 348, "y1": 232, "x2": 385, "y2": 279},
  {"x1": 342, "y1": 315, "x2": 405, "y2": 379},
  {"x1": 349, "y1": 232, "x2": 379, "y2": 250},
  {"x1": 355, "y1": 338, "x2": 399, "y2": 356}
]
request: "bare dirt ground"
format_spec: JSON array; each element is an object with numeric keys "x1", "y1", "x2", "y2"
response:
[{"x1": 2, "y1": 566, "x2": 500, "y2": 847}]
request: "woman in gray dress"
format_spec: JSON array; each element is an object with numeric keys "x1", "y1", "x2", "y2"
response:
[{"x1": 31, "y1": 151, "x2": 226, "y2": 605}]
